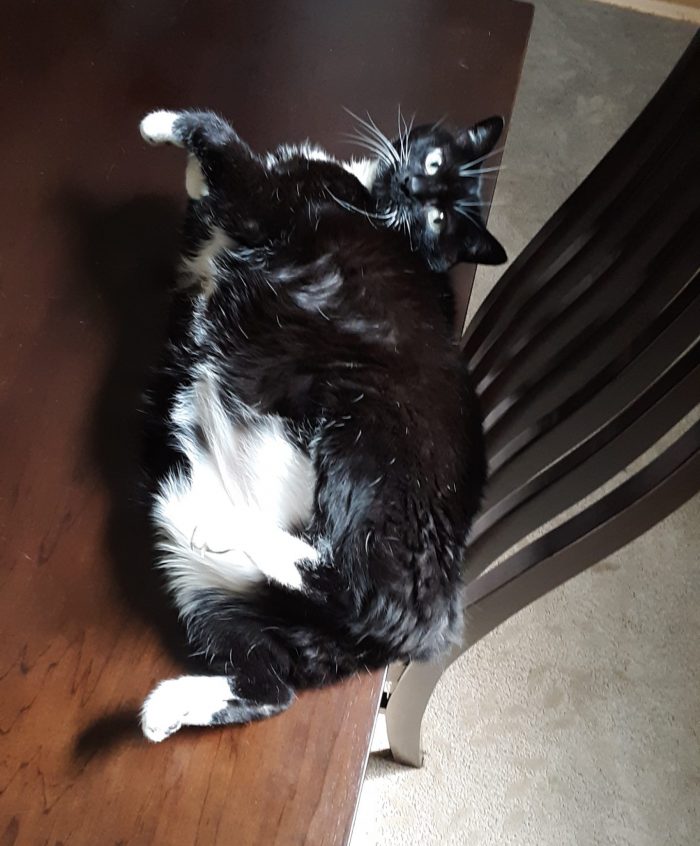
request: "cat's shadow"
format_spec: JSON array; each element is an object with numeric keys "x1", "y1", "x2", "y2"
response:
[{"x1": 61, "y1": 192, "x2": 203, "y2": 758}]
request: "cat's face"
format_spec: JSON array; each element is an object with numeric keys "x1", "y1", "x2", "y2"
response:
[{"x1": 367, "y1": 117, "x2": 507, "y2": 272}]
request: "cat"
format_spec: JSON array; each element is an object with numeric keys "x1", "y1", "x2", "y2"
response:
[{"x1": 137, "y1": 109, "x2": 505, "y2": 741}]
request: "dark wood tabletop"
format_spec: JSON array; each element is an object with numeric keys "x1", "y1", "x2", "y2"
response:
[{"x1": 0, "y1": 1, "x2": 531, "y2": 843}]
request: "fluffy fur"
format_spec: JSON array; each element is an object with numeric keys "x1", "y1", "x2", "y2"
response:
[{"x1": 138, "y1": 109, "x2": 504, "y2": 740}]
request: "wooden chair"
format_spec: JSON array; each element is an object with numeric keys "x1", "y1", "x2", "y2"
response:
[{"x1": 384, "y1": 31, "x2": 700, "y2": 767}]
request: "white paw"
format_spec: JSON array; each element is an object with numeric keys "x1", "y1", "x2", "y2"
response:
[
  {"x1": 141, "y1": 679, "x2": 184, "y2": 742},
  {"x1": 140, "y1": 110, "x2": 182, "y2": 146},
  {"x1": 256, "y1": 534, "x2": 318, "y2": 590},
  {"x1": 140, "y1": 675, "x2": 233, "y2": 742}
]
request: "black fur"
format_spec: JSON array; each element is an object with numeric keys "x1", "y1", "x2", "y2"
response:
[{"x1": 141, "y1": 110, "x2": 502, "y2": 732}]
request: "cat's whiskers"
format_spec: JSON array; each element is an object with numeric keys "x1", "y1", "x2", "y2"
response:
[
  {"x1": 396, "y1": 106, "x2": 406, "y2": 166},
  {"x1": 454, "y1": 205, "x2": 482, "y2": 226},
  {"x1": 378, "y1": 204, "x2": 398, "y2": 229},
  {"x1": 460, "y1": 144, "x2": 505, "y2": 171},
  {"x1": 458, "y1": 164, "x2": 504, "y2": 177},
  {"x1": 404, "y1": 114, "x2": 415, "y2": 167},
  {"x1": 324, "y1": 187, "x2": 394, "y2": 227},
  {"x1": 364, "y1": 111, "x2": 400, "y2": 165},
  {"x1": 343, "y1": 108, "x2": 400, "y2": 167},
  {"x1": 394, "y1": 205, "x2": 414, "y2": 249},
  {"x1": 455, "y1": 196, "x2": 495, "y2": 208},
  {"x1": 341, "y1": 131, "x2": 394, "y2": 169},
  {"x1": 397, "y1": 106, "x2": 415, "y2": 168}
]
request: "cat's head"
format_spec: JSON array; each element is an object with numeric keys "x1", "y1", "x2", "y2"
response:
[{"x1": 359, "y1": 115, "x2": 507, "y2": 272}]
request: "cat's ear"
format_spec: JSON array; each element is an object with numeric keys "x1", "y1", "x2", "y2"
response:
[
  {"x1": 457, "y1": 115, "x2": 504, "y2": 159},
  {"x1": 459, "y1": 227, "x2": 507, "y2": 265}
]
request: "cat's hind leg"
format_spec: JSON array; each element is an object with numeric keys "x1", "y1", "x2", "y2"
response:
[
  {"x1": 140, "y1": 594, "x2": 300, "y2": 742},
  {"x1": 141, "y1": 673, "x2": 294, "y2": 742}
]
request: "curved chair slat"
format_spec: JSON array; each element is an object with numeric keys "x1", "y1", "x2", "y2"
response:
[
  {"x1": 477, "y1": 160, "x2": 699, "y2": 408},
  {"x1": 461, "y1": 39, "x2": 700, "y2": 360},
  {"x1": 472, "y1": 124, "x2": 699, "y2": 387},
  {"x1": 464, "y1": 420, "x2": 700, "y2": 634},
  {"x1": 467, "y1": 339, "x2": 700, "y2": 574},
  {"x1": 485, "y1": 272, "x2": 700, "y2": 502},
  {"x1": 483, "y1": 213, "x2": 700, "y2": 440}
]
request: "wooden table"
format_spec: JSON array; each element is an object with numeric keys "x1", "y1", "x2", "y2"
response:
[{"x1": 0, "y1": 2, "x2": 531, "y2": 843}]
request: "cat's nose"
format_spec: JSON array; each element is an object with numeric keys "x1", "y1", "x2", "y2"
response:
[{"x1": 408, "y1": 176, "x2": 431, "y2": 198}]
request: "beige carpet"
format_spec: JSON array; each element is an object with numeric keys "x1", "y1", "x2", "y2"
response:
[{"x1": 352, "y1": 2, "x2": 699, "y2": 845}]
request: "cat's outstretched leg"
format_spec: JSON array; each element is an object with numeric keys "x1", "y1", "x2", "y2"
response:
[
  {"x1": 141, "y1": 110, "x2": 208, "y2": 200},
  {"x1": 140, "y1": 109, "x2": 259, "y2": 201},
  {"x1": 140, "y1": 591, "x2": 300, "y2": 742},
  {"x1": 140, "y1": 109, "x2": 269, "y2": 294},
  {"x1": 140, "y1": 109, "x2": 241, "y2": 151},
  {"x1": 141, "y1": 673, "x2": 294, "y2": 742}
]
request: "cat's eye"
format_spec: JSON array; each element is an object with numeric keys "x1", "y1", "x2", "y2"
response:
[
  {"x1": 426, "y1": 207, "x2": 446, "y2": 233},
  {"x1": 424, "y1": 149, "x2": 444, "y2": 175}
]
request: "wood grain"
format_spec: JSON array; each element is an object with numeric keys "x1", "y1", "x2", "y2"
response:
[{"x1": 0, "y1": 1, "x2": 531, "y2": 843}]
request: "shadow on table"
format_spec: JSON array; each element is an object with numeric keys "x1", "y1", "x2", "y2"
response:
[{"x1": 60, "y1": 191, "x2": 199, "y2": 679}]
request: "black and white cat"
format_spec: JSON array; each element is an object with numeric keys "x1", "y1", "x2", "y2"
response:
[{"x1": 137, "y1": 109, "x2": 504, "y2": 741}]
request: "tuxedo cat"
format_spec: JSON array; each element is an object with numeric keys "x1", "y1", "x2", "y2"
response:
[{"x1": 137, "y1": 109, "x2": 504, "y2": 741}]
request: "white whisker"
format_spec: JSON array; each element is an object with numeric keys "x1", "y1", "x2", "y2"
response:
[
  {"x1": 362, "y1": 114, "x2": 399, "y2": 165},
  {"x1": 343, "y1": 107, "x2": 399, "y2": 166},
  {"x1": 458, "y1": 164, "x2": 504, "y2": 177},
  {"x1": 341, "y1": 131, "x2": 392, "y2": 167},
  {"x1": 460, "y1": 144, "x2": 505, "y2": 170},
  {"x1": 454, "y1": 205, "x2": 482, "y2": 225},
  {"x1": 403, "y1": 112, "x2": 415, "y2": 167},
  {"x1": 324, "y1": 188, "x2": 395, "y2": 226},
  {"x1": 455, "y1": 198, "x2": 499, "y2": 209},
  {"x1": 397, "y1": 105, "x2": 406, "y2": 167},
  {"x1": 397, "y1": 106, "x2": 415, "y2": 168}
]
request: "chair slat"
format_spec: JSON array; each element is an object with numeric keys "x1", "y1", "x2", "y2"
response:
[
  {"x1": 472, "y1": 123, "x2": 700, "y2": 386},
  {"x1": 461, "y1": 38, "x2": 700, "y2": 359},
  {"x1": 466, "y1": 339, "x2": 700, "y2": 574},
  {"x1": 463, "y1": 420, "x2": 700, "y2": 643},
  {"x1": 476, "y1": 149, "x2": 700, "y2": 405},
  {"x1": 483, "y1": 213, "x2": 700, "y2": 442},
  {"x1": 483, "y1": 273, "x2": 700, "y2": 504}
]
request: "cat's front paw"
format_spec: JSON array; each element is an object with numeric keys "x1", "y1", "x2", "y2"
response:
[{"x1": 140, "y1": 110, "x2": 183, "y2": 147}]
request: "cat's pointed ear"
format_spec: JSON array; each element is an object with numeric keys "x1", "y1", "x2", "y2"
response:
[
  {"x1": 459, "y1": 227, "x2": 507, "y2": 265},
  {"x1": 457, "y1": 115, "x2": 504, "y2": 159}
]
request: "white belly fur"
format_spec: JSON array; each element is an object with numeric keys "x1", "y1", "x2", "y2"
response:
[{"x1": 152, "y1": 368, "x2": 318, "y2": 616}]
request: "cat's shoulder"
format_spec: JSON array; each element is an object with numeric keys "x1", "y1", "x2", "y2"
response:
[{"x1": 264, "y1": 141, "x2": 336, "y2": 169}]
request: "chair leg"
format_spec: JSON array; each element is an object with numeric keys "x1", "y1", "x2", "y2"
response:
[{"x1": 384, "y1": 656, "x2": 452, "y2": 767}]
